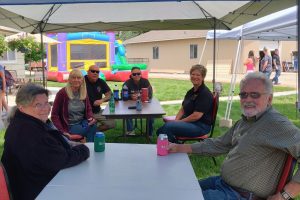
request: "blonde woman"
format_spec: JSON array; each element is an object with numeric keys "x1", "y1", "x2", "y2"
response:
[{"x1": 51, "y1": 69, "x2": 96, "y2": 142}]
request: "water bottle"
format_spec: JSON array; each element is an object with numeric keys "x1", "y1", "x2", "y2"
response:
[
  {"x1": 157, "y1": 134, "x2": 169, "y2": 156},
  {"x1": 136, "y1": 93, "x2": 142, "y2": 111},
  {"x1": 113, "y1": 84, "x2": 119, "y2": 101},
  {"x1": 122, "y1": 84, "x2": 129, "y2": 101},
  {"x1": 109, "y1": 95, "x2": 115, "y2": 113},
  {"x1": 94, "y1": 132, "x2": 105, "y2": 152}
]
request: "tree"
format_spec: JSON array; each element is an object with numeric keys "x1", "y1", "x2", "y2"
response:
[
  {"x1": 115, "y1": 31, "x2": 145, "y2": 41},
  {"x1": 8, "y1": 36, "x2": 45, "y2": 63},
  {"x1": 0, "y1": 35, "x2": 8, "y2": 57}
]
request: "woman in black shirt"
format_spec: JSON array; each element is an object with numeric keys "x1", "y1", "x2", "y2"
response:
[{"x1": 156, "y1": 64, "x2": 213, "y2": 143}]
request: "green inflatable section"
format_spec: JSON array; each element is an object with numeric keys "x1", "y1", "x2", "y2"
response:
[{"x1": 112, "y1": 63, "x2": 147, "y2": 71}]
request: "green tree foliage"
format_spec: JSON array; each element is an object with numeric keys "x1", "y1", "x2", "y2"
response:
[
  {"x1": 0, "y1": 36, "x2": 8, "y2": 57},
  {"x1": 8, "y1": 36, "x2": 45, "y2": 63},
  {"x1": 115, "y1": 31, "x2": 145, "y2": 41}
]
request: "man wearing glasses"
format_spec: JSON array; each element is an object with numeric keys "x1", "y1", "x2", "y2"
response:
[
  {"x1": 168, "y1": 72, "x2": 300, "y2": 200},
  {"x1": 122, "y1": 66, "x2": 153, "y2": 135},
  {"x1": 85, "y1": 65, "x2": 115, "y2": 131}
]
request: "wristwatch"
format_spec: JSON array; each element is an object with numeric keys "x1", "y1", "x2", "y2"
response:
[{"x1": 280, "y1": 189, "x2": 293, "y2": 200}]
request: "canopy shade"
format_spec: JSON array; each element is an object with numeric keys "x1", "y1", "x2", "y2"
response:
[
  {"x1": 0, "y1": 0, "x2": 296, "y2": 33},
  {"x1": 206, "y1": 6, "x2": 297, "y2": 41}
]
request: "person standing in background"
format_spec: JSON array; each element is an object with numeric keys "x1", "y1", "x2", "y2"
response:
[
  {"x1": 260, "y1": 47, "x2": 272, "y2": 79},
  {"x1": 244, "y1": 50, "x2": 256, "y2": 73},
  {"x1": 272, "y1": 49, "x2": 282, "y2": 85},
  {"x1": 0, "y1": 64, "x2": 7, "y2": 115}
]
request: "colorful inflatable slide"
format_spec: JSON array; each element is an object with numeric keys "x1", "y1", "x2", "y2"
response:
[{"x1": 47, "y1": 32, "x2": 147, "y2": 82}]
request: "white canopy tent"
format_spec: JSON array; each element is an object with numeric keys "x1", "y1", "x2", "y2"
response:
[
  {"x1": 0, "y1": 0, "x2": 297, "y2": 86},
  {"x1": 204, "y1": 6, "x2": 299, "y2": 125},
  {"x1": 0, "y1": 0, "x2": 296, "y2": 33}
]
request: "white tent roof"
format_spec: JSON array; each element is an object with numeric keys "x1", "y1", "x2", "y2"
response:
[
  {"x1": 0, "y1": 0, "x2": 296, "y2": 33},
  {"x1": 206, "y1": 6, "x2": 297, "y2": 41}
]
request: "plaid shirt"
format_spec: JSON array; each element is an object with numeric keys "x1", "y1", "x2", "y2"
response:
[{"x1": 191, "y1": 106, "x2": 300, "y2": 198}]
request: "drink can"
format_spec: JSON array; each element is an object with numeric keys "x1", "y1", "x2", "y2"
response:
[
  {"x1": 157, "y1": 134, "x2": 169, "y2": 156},
  {"x1": 141, "y1": 88, "x2": 148, "y2": 102},
  {"x1": 94, "y1": 132, "x2": 105, "y2": 152}
]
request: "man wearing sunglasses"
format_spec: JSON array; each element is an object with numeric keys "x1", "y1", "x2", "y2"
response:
[
  {"x1": 122, "y1": 66, "x2": 153, "y2": 135},
  {"x1": 168, "y1": 72, "x2": 300, "y2": 200},
  {"x1": 85, "y1": 65, "x2": 115, "y2": 131}
]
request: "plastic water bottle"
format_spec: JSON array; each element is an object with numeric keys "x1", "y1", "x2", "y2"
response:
[
  {"x1": 113, "y1": 84, "x2": 119, "y2": 101},
  {"x1": 109, "y1": 95, "x2": 115, "y2": 113},
  {"x1": 94, "y1": 132, "x2": 105, "y2": 152},
  {"x1": 122, "y1": 84, "x2": 129, "y2": 101},
  {"x1": 157, "y1": 134, "x2": 169, "y2": 156},
  {"x1": 136, "y1": 93, "x2": 142, "y2": 111}
]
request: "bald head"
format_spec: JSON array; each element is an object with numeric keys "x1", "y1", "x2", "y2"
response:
[{"x1": 87, "y1": 65, "x2": 100, "y2": 82}]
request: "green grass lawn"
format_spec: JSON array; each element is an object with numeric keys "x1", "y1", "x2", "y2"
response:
[
  {"x1": 2, "y1": 78, "x2": 300, "y2": 198},
  {"x1": 47, "y1": 78, "x2": 295, "y2": 101}
]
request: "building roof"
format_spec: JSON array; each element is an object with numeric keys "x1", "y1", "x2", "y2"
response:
[
  {"x1": 0, "y1": 26, "x2": 20, "y2": 36},
  {"x1": 124, "y1": 30, "x2": 208, "y2": 44}
]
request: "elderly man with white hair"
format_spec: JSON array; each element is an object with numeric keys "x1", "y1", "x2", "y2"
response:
[{"x1": 169, "y1": 72, "x2": 300, "y2": 200}]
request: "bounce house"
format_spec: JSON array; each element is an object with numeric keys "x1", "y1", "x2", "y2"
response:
[{"x1": 47, "y1": 32, "x2": 147, "y2": 82}]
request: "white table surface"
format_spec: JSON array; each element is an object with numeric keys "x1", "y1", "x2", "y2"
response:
[{"x1": 37, "y1": 143, "x2": 204, "y2": 200}]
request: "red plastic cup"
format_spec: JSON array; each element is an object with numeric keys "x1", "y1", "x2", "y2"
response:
[{"x1": 141, "y1": 88, "x2": 148, "y2": 102}]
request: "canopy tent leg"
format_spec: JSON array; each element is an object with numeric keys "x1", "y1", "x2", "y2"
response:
[
  {"x1": 199, "y1": 39, "x2": 207, "y2": 65},
  {"x1": 219, "y1": 30, "x2": 243, "y2": 128},
  {"x1": 297, "y1": 1, "x2": 300, "y2": 112}
]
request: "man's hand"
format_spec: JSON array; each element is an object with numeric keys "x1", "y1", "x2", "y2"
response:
[
  {"x1": 168, "y1": 143, "x2": 192, "y2": 153},
  {"x1": 267, "y1": 193, "x2": 284, "y2": 200},
  {"x1": 88, "y1": 118, "x2": 96, "y2": 125},
  {"x1": 93, "y1": 99, "x2": 104, "y2": 106}
]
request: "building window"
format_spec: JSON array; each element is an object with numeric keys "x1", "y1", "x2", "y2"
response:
[
  {"x1": 0, "y1": 50, "x2": 16, "y2": 61},
  {"x1": 190, "y1": 44, "x2": 198, "y2": 59},
  {"x1": 153, "y1": 46, "x2": 159, "y2": 59}
]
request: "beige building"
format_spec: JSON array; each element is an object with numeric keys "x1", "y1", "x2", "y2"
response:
[{"x1": 124, "y1": 30, "x2": 297, "y2": 77}]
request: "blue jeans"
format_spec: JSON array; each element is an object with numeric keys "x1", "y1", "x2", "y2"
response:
[
  {"x1": 272, "y1": 68, "x2": 281, "y2": 84},
  {"x1": 126, "y1": 118, "x2": 154, "y2": 136},
  {"x1": 199, "y1": 176, "x2": 247, "y2": 200},
  {"x1": 263, "y1": 71, "x2": 271, "y2": 79},
  {"x1": 156, "y1": 121, "x2": 211, "y2": 143},
  {"x1": 69, "y1": 120, "x2": 97, "y2": 142}
]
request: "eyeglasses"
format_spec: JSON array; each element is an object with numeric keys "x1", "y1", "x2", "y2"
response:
[
  {"x1": 132, "y1": 73, "x2": 141, "y2": 76},
  {"x1": 32, "y1": 102, "x2": 51, "y2": 110},
  {"x1": 90, "y1": 70, "x2": 100, "y2": 74},
  {"x1": 239, "y1": 92, "x2": 267, "y2": 99}
]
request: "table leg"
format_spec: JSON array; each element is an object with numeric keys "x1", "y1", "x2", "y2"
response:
[
  {"x1": 123, "y1": 119, "x2": 126, "y2": 137},
  {"x1": 146, "y1": 118, "x2": 150, "y2": 143}
]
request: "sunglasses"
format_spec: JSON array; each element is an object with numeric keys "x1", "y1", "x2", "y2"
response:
[
  {"x1": 132, "y1": 73, "x2": 141, "y2": 76},
  {"x1": 239, "y1": 92, "x2": 267, "y2": 99},
  {"x1": 90, "y1": 70, "x2": 100, "y2": 74}
]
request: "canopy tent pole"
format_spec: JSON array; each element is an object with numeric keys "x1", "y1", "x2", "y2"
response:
[
  {"x1": 297, "y1": 2, "x2": 300, "y2": 112},
  {"x1": 199, "y1": 39, "x2": 207, "y2": 65},
  {"x1": 220, "y1": 29, "x2": 243, "y2": 127},
  {"x1": 39, "y1": 25, "x2": 46, "y2": 88},
  {"x1": 212, "y1": 17, "x2": 216, "y2": 91}
]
